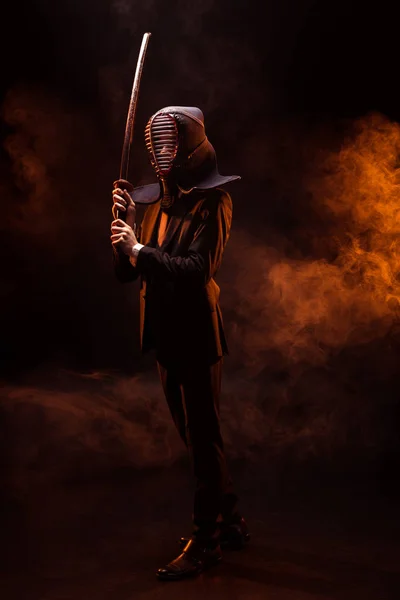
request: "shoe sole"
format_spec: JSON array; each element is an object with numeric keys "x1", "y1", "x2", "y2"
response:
[
  {"x1": 179, "y1": 534, "x2": 250, "y2": 552},
  {"x1": 156, "y1": 556, "x2": 222, "y2": 581}
]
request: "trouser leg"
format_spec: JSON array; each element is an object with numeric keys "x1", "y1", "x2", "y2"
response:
[
  {"x1": 179, "y1": 359, "x2": 238, "y2": 543},
  {"x1": 157, "y1": 358, "x2": 239, "y2": 544},
  {"x1": 157, "y1": 361, "x2": 188, "y2": 446}
]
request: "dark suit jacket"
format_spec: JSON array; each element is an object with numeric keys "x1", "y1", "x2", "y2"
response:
[{"x1": 113, "y1": 187, "x2": 232, "y2": 365}]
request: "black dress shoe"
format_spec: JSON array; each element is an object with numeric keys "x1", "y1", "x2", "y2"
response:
[
  {"x1": 157, "y1": 538, "x2": 222, "y2": 581},
  {"x1": 221, "y1": 516, "x2": 250, "y2": 549},
  {"x1": 179, "y1": 516, "x2": 250, "y2": 551}
]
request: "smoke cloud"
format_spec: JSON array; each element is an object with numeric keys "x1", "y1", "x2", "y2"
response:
[{"x1": 226, "y1": 114, "x2": 400, "y2": 370}]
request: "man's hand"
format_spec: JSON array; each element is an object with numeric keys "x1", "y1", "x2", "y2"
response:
[
  {"x1": 112, "y1": 188, "x2": 136, "y2": 228},
  {"x1": 111, "y1": 219, "x2": 138, "y2": 256}
]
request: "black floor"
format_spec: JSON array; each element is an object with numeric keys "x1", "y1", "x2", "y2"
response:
[{"x1": 2, "y1": 463, "x2": 400, "y2": 600}]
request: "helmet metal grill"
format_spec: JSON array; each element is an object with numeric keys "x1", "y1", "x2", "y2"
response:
[{"x1": 145, "y1": 113, "x2": 179, "y2": 177}]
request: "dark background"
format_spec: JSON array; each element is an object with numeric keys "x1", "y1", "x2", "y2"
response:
[{"x1": 1, "y1": 0, "x2": 400, "y2": 491}]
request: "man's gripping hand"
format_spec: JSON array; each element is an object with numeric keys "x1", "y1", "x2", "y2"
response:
[
  {"x1": 111, "y1": 187, "x2": 138, "y2": 256},
  {"x1": 110, "y1": 218, "x2": 138, "y2": 256},
  {"x1": 112, "y1": 187, "x2": 136, "y2": 228}
]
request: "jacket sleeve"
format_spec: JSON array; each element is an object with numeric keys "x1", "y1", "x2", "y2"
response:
[
  {"x1": 112, "y1": 223, "x2": 142, "y2": 283},
  {"x1": 135, "y1": 191, "x2": 232, "y2": 285}
]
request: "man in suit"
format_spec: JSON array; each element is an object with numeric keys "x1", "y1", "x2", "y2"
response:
[{"x1": 110, "y1": 107, "x2": 249, "y2": 580}]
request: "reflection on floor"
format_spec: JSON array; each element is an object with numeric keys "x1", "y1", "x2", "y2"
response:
[{"x1": 2, "y1": 462, "x2": 400, "y2": 600}]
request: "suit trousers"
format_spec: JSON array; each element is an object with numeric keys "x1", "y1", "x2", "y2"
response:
[{"x1": 157, "y1": 357, "x2": 238, "y2": 542}]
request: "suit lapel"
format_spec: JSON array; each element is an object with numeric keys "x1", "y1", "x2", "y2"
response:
[
  {"x1": 158, "y1": 215, "x2": 181, "y2": 251},
  {"x1": 140, "y1": 202, "x2": 161, "y2": 247},
  {"x1": 140, "y1": 193, "x2": 199, "y2": 252},
  {"x1": 158, "y1": 197, "x2": 192, "y2": 251}
]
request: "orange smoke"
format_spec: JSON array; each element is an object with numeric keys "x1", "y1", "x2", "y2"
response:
[
  {"x1": 228, "y1": 113, "x2": 400, "y2": 371},
  {"x1": 313, "y1": 112, "x2": 400, "y2": 313}
]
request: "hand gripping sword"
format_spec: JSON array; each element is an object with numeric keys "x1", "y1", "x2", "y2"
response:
[{"x1": 113, "y1": 32, "x2": 151, "y2": 220}]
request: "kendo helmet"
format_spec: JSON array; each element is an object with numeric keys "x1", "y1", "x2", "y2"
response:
[{"x1": 131, "y1": 106, "x2": 240, "y2": 206}]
